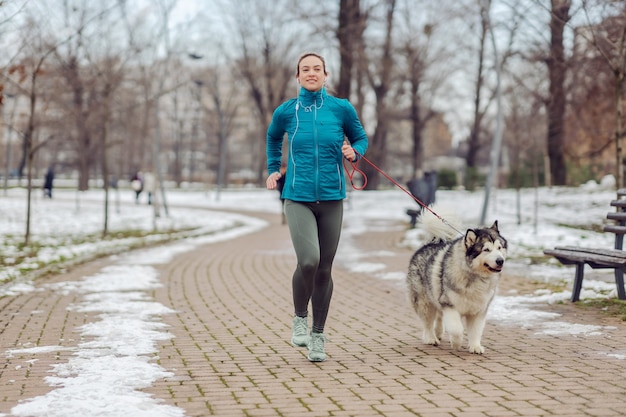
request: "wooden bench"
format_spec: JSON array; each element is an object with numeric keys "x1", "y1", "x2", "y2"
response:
[
  {"x1": 543, "y1": 188, "x2": 626, "y2": 302},
  {"x1": 406, "y1": 208, "x2": 422, "y2": 228}
]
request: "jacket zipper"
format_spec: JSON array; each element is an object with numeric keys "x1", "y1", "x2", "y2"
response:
[{"x1": 314, "y1": 99, "x2": 320, "y2": 202}]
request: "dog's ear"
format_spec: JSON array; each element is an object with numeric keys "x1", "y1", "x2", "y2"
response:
[
  {"x1": 464, "y1": 229, "x2": 478, "y2": 249},
  {"x1": 490, "y1": 220, "x2": 499, "y2": 232}
]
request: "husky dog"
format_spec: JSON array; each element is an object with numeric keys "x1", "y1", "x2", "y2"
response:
[{"x1": 406, "y1": 207, "x2": 507, "y2": 354}]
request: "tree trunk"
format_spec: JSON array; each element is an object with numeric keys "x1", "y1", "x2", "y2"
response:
[
  {"x1": 546, "y1": 0, "x2": 570, "y2": 186},
  {"x1": 101, "y1": 81, "x2": 112, "y2": 237},
  {"x1": 361, "y1": 113, "x2": 388, "y2": 190},
  {"x1": 77, "y1": 131, "x2": 91, "y2": 191},
  {"x1": 407, "y1": 47, "x2": 424, "y2": 178},
  {"x1": 466, "y1": 4, "x2": 488, "y2": 171},
  {"x1": 24, "y1": 82, "x2": 37, "y2": 246},
  {"x1": 615, "y1": 73, "x2": 624, "y2": 189},
  {"x1": 337, "y1": 0, "x2": 360, "y2": 99},
  {"x1": 410, "y1": 92, "x2": 423, "y2": 178}
]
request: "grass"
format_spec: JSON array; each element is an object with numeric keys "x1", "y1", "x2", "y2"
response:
[
  {"x1": 0, "y1": 226, "x2": 204, "y2": 285},
  {"x1": 577, "y1": 298, "x2": 626, "y2": 321}
]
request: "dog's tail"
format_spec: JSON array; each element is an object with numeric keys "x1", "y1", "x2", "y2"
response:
[{"x1": 418, "y1": 203, "x2": 463, "y2": 241}]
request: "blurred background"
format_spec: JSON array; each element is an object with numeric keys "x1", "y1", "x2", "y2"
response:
[{"x1": 0, "y1": 0, "x2": 624, "y2": 194}]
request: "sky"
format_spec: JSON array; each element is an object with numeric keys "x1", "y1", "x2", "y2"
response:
[{"x1": 0, "y1": 177, "x2": 624, "y2": 416}]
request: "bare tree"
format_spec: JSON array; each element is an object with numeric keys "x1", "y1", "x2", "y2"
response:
[
  {"x1": 201, "y1": 64, "x2": 240, "y2": 200},
  {"x1": 465, "y1": 1, "x2": 491, "y2": 190},
  {"x1": 210, "y1": 0, "x2": 303, "y2": 184},
  {"x1": 581, "y1": 0, "x2": 626, "y2": 189},
  {"x1": 22, "y1": 54, "x2": 51, "y2": 245},
  {"x1": 10, "y1": 17, "x2": 61, "y2": 244},
  {"x1": 360, "y1": 0, "x2": 396, "y2": 190},
  {"x1": 545, "y1": 0, "x2": 571, "y2": 186},
  {"x1": 434, "y1": 0, "x2": 502, "y2": 190},
  {"x1": 25, "y1": 1, "x2": 122, "y2": 193},
  {"x1": 395, "y1": 0, "x2": 451, "y2": 179},
  {"x1": 91, "y1": 25, "x2": 134, "y2": 236}
]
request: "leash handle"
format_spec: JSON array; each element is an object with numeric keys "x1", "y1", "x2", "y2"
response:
[{"x1": 343, "y1": 158, "x2": 367, "y2": 190}]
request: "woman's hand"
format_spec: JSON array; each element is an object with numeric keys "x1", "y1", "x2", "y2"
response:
[
  {"x1": 266, "y1": 172, "x2": 282, "y2": 190},
  {"x1": 342, "y1": 143, "x2": 356, "y2": 162}
]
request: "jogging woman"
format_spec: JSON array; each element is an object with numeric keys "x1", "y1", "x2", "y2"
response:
[{"x1": 266, "y1": 52, "x2": 369, "y2": 362}]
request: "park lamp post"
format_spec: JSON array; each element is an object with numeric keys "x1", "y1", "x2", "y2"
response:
[
  {"x1": 2, "y1": 91, "x2": 17, "y2": 196},
  {"x1": 188, "y1": 53, "x2": 204, "y2": 188},
  {"x1": 190, "y1": 78, "x2": 203, "y2": 185},
  {"x1": 480, "y1": 2, "x2": 504, "y2": 227}
]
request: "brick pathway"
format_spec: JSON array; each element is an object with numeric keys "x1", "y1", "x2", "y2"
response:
[{"x1": 1, "y1": 210, "x2": 625, "y2": 416}]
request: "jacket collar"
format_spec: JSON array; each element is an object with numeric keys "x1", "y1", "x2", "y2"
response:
[{"x1": 298, "y1": 87, "x2": 326, "y2": 106}]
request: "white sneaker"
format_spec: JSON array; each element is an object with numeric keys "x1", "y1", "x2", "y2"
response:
[
  {"x1": 307, "y1": 332, "x2": 326, "y2": 362},
  {"x1": 291, "y1": 316, "x2": 309, "y2": 347}
]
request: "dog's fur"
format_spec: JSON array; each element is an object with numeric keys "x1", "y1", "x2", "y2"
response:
[{"x1": 406, "y1": 206, "x2": 507, "y2": 354}]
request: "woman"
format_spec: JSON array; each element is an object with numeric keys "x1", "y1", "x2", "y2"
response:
[{"x1": 266, "y1": 52, "x2": 369, "y2": 362}]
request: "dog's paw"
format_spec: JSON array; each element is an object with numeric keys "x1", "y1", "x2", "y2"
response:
[
  {"x1": 468, "y1": 344, "x2": 485, "y2": 354},
  {"x1": 422, "y1": 336, "x2": 440, "y2": 346},
  {"x1": 422, "y1": 332, "x2": 440, "y2": 346}
]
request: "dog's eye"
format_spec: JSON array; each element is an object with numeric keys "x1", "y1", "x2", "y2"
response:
[{"x1": 483, "y1": 247, "x2": 491, "y2": 252}]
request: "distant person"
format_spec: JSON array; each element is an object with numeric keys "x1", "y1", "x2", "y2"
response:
[
  {"x1": 143, "y1": 172, "x2": 156, "y2": 205},
  {"x1": 43, "y1": 167, "x2": 54, "y2": 198},
  {"x1": 266, "y1": 52, "x2": 369, "y2": 362},
  {"x1": 130, "y1": 171, "x2": 143, "y2": 203},
  {"x1": 109, "y1": 175, "x2": 118, "y2": 190}
]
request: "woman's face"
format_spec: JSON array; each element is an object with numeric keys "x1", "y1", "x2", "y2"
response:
[{"x1": 297, "y1": 55, "x2": 326, "y2": 92}]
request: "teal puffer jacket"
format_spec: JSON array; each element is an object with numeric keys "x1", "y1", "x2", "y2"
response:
[{"x1": 266, "y1": 87, "x2": 369, "y2": 202}]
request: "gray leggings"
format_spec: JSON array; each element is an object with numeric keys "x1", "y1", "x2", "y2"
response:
[{"x1": 284, "y1": 199, "x2": 343, "y2": 334}]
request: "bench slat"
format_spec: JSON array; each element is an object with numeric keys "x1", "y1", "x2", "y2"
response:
[
  {"x1": 553, "y1": 246, "x2": 626, "y2": 258},
  {"x1": 543, "y1": 249, "x2": 619, "y2": 263},
  {"x1": 545, "y1": 255, "x2": 624, "y2": 269},
  {"x1": 604, "y1": 224, "x2": 626, "y2": 235},
  {"x1": 610, "y1": 199, "x2": 626, "y2": 208},
  {"x1": 543, "y1": 249, "x2": 626, "y2": 268},
  {"x1": 617, "y1": 188, "x2": 626, "y2": 197},
  {"x1": 607, "y1": 212, "x2": 626, "y2": 222}
]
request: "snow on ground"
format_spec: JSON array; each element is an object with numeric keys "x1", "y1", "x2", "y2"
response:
[{"x1": 0, "y1": 179, "x2": 623, "y2": 416}]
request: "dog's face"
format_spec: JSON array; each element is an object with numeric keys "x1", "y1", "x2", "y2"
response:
[{"x1": 464, "y1": 221, "x2": 507, "y2": 274}]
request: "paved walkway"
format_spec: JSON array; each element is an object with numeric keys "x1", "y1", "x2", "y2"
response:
[{"x1": 1, "y1": 210, "x2": 625, "y2": 416}]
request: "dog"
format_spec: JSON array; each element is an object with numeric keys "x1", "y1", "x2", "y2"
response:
[{"x1": 406, "y1": 206, "x2": 507, "y2": 354}]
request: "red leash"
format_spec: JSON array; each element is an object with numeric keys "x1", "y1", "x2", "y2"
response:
[
  {"x1": 344, "y1": 150, "x2": 464, "y2": 236},
  {"x1": 344, "y1": 150, "x2": 431, "y2": 211}
]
